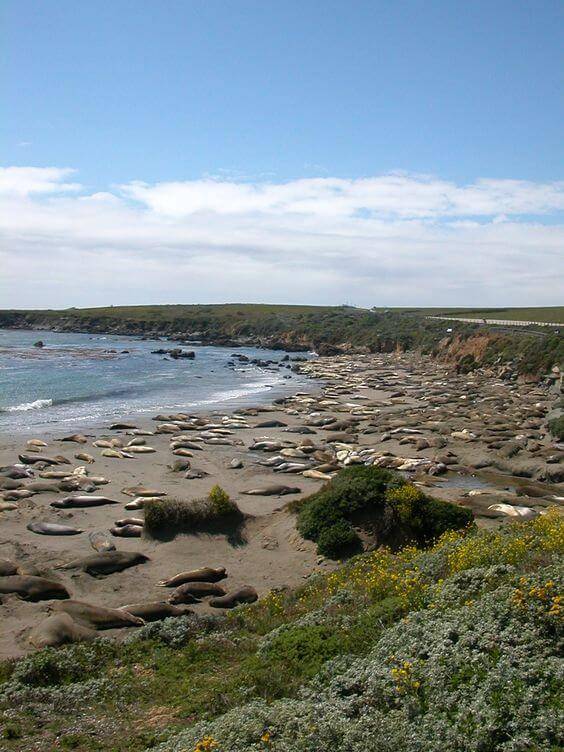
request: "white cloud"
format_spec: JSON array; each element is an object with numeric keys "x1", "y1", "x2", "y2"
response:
[
  {"x1": 0, "y1": 166, "x2": 563, "y2": 308},
  {"x1": 0, "y1": 166, "x2": 81, "y2": 196}
]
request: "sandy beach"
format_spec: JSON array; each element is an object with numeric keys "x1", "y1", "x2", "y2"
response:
[{"x1": 1, "y1": 351, "x2": 562, "y2": 659}]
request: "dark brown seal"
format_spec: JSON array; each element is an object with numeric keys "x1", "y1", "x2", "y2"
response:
[
  {"x1": 158, "y1": 566, "x2": 227, "y2": 587},
  {"x1": 0, "y1": 575, "x2": 69, "y2": 601},
  {"x1": 209, "y1": 586, "x2": 258, "y2": 609},
  {"x1": 56, "y1": 600, "x2": 145, "y2": 629},
  {"x1": 169, "y1": 581, "x2": 226, "y2": 604},
  {"x1": 59, "y1": 551, "x2": 149, "y2": 576}
]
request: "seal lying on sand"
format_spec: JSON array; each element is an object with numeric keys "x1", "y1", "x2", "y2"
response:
[
  {"x1": 158, "y1": 566, "x2": 227, "y2": 587},
  {"x1": 18, "y1": 453, "x2": 61, "y2": 465},
  {"x1": 0, "y1": 575, "x2": 69, "y2": 601},
  {"x1": 59, "y1": 551, "x2": 149, "y2": 576},
  {"x1": 119, "y1": 601, "x2": 191, "y2": 622},
  {"x1": 111, "y1": 524, "x2": 143, "y2": 537},
  {"x1": 210, "y1": 586, "x2": 258, "y2": 609},
  {"x1": 27, "y1": 521, "x2": 83, "y2": 536},
  {"x1": 0, "y1": 558, "x2": 18, "y2": 576},
  {"x1": 55, "y1": 600, "x2": 145, "y2": 629},
  {"x1": 29, "y1": 613, "x2": 96, "y2": 648},
  {"x1": 169, "y1": 581, "x2": 226, "y2": 604},
  {"x1": 88, "y1": 531, "x2": 116, "y2": 552},
  {"x1": 51, "y1": 495, "x2": 119, "y2": 508},
  {"x1": 122, "y1": 486, "x2": 167, "y2": 497},
  {"x1": 241, "y1": 484, "x2": 301, "y2": 496}
]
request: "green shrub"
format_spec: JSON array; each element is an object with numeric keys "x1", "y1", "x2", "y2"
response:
[
  {"x1": 144, "y1": 488, "x2": 242, "y2": 538},
  {"x1": 317, "y1": 520, "x2": 361, "y2": 558},
  {"x1": 297, "y1": 466, "x2": 473, "y2": 558},
  {"x1": 548, "y1": 415, "x2": 564, "y2": 441}
]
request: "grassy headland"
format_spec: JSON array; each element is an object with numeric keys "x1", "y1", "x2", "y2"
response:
[{"x1": 1, "y1": 304, "x2": 563, "y2": 375}]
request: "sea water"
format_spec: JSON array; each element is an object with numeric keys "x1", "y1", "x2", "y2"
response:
[{"x1": 0, "y1": 329, "x2": 314, "y2": 432}]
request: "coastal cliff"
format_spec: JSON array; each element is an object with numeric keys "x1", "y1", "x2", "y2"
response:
[{"x1": 0, "y1": 304, "x2": 562, "y2": 378}]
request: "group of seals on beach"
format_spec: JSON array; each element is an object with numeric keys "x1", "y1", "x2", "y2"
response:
[{"x1": 1, "y1": 349, "x2": 562, "y2": 655}]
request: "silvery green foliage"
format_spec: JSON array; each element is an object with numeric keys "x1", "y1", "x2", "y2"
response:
[
  {"x1": 155, "y1": 566, "x2": 563, "y2": 752},
  {"x1": 125, "y1": 613, "x2": 222, "y2": 647},
  {"x1": 258, "y1": 590, "x2": 355, "y2": 655}
]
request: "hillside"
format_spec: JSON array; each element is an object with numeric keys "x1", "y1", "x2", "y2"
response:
[
  {"x1": 1, "y1": 304, "x2": 563, "y2": 376},
  {"x1": 0, "y1": 509, "x2": 561, "y2": 751}
]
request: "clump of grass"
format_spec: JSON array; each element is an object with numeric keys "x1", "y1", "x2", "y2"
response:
[
  {"x1": 296, "y1": 466, "x2": 473, "y2": 559},
  {"x1": 548, "y1": 415, "x2": 564, "y2": 441},
  {"x1": 144, "y1": 486, "x2": 243, "y2": 538}
]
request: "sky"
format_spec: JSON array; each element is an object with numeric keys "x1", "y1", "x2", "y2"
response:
[{"x1": 1, "y1": 0, "x2": 563, "y2": 309}]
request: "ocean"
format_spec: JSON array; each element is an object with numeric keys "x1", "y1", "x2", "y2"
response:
[{"x1": 0, "y1": 329, "x2": 314, "y2": 432}]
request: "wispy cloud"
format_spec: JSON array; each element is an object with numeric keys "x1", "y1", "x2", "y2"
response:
[{"x1": 1, "y1": 166, "x2": 562, "y2": 308}]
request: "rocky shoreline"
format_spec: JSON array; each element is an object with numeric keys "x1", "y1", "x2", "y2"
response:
[{"x1": 0, "y1": 350, "x2": 562, "y2": 659}]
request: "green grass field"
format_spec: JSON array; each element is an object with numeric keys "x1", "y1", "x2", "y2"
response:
[{"x1": 373, "y1": 306, "x2": 564, "y2": 324}]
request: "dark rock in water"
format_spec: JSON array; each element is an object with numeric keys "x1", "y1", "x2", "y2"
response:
[
  {"x1": 151, "y1": 348, "x2": 195, "y2": 360},
  {"x1": 33, "y1": 340, "x2": 44, "y2": 348}
]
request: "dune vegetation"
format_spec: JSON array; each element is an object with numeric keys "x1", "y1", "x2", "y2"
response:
[{"x1": 0, "y1": 507, "x2": 561, "y2": 752}]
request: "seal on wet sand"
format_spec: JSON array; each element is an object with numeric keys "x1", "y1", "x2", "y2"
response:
[
  {"x1": 158, "y1": 566, "x2": 227, "y2": 587},
  {"x1": 209, "y1": 586, "x2": 258, "y2": 609}
]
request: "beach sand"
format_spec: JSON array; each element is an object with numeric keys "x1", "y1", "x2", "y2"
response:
[{"x1": 0, "y1": 352, "x2": 562, "y2": 658}]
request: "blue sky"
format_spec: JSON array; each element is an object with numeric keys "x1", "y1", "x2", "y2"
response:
[{"x1": 1, "y1": 1, "x2": 563, "y2": 308}]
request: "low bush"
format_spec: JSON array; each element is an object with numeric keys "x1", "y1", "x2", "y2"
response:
[
  {"x1": 144, "y1": 486, "x2": 243, "y2": 538},
  {"x1": 548, "y1": 414, "x2": 564, "y2": 441},
  {"x1": 297, "y1": 466, "x2": 473, "y2": 558},
  {"x1": 316, "y1": 519, "x2": 361, "y2": 558}
]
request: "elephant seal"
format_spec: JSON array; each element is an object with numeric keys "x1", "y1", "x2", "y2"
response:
[
  {"x1": 60, "y1": 434, "x2": 88, "y2": 444},
  {"x1": 25, "y1": 481, "x2": 61, "y2": 493},
  {"x1": 89, "y1": 531, "x2": 116, "y2": 552},
  {"x1": 169, "y1": 581, "x2": 226, "y2": 604},
  {"x1": 27, "y1": 521, "x2": 83, "y2": 536},
  {"x1": 115, "y1": 517, "x2": 144, "y2": 527},
  {"x1": 29, "y1": 613, "x2": 96, "y2": 648},
  {"x1": 0, "y1": 558, "x2": 18, "y2": 576},
  {"x1": 254, "y1": 420, "x2": 288, "y2": 428},
  {"x1": 55, "y1": 600, "x2": 145, "y2": 629},
  {"x1": 124, "y1": 496, "x2": 162, "y2": 510},
  {"x1": 0, "y1": 477, "x2": 25, "y2": 490},
  {"x1": 158, "y1": 567, "x2": 227, "y2": 588},
  {"x1": 111, "y1": 524, "x2": 143, "y2": 537},
  {"x1": 0, "y1": 502, "x2": 18, "y2": 511},
  {"x1": 59, "y1": 551, "x2": 150, "y2": 576},
  {"x1": 18, "y1": 453, "x2": 60, "y2": 466},
  {"x1": 51, "y1": 495, "x2": 119, "y2": 508},
  {"x1": 122, "y1": 486, "x2": 167, "y2": 497},
  {"x1": 0, "y1": 465, "x2": 33, "y2": 479},
  {"x1": 0, "y1": 575, "x2": 69, "y2": 601},
  {"x1": 3, "y1": 489, "x2": 34, "y2": 500},
  {"x1": 241, "y1": 485, "x2": 301, "y2": 496},
  {"x1": 119, "y1": 601, "x2": 191, "y2": 622},
  {"x1": 75, "y1": 452, "x2": 96, "y2": 464},
  {"x1": 210, "y1": 586, "x2": 258, "y2": 609}
]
